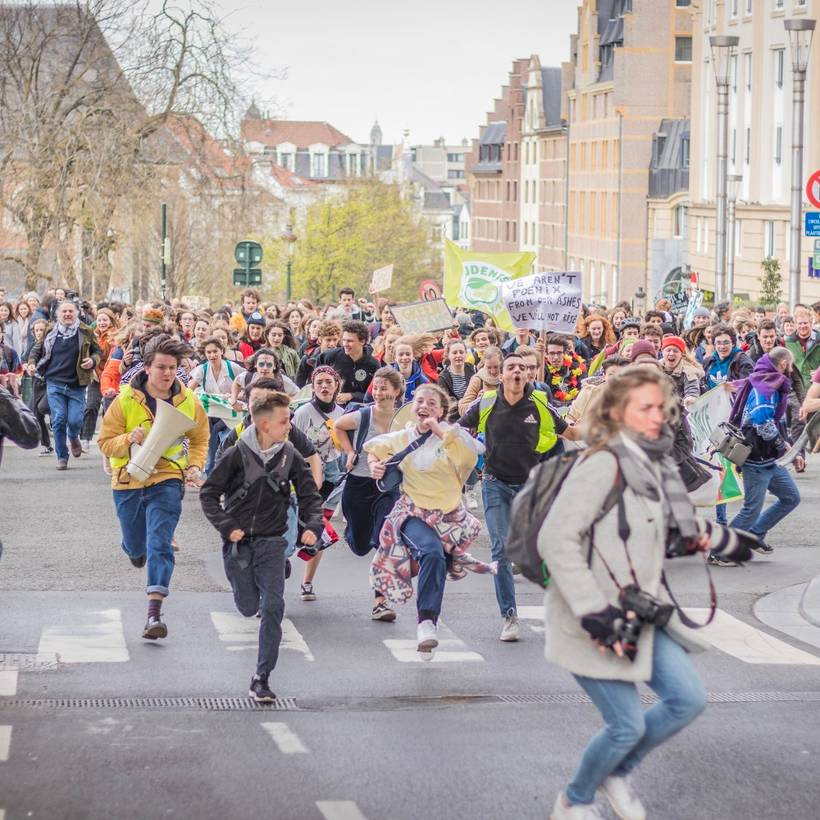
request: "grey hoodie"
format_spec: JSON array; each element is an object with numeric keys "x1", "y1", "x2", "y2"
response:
[{"x1": 239, "y1": 423, "x2": 285, "y2": 464}]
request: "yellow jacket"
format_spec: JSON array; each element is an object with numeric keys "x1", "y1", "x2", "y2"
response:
[
  {"x1": 364, "y1": 423, "x2": 482, "y2": 513},
  {"x1": 98, "y1": 374, "x2": 210, "y2": 490}
]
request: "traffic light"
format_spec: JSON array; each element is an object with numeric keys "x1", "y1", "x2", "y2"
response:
[{"x1": 233, "y1": 240, "x2": 263, "y2": 287}]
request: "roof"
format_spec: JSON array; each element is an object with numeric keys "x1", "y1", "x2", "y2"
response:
[
  {"x1": 241, "y1": 118, "x2": 355, "y2": 150},
  {"x1": 648, "y1": 118, "x2": 690, "y2": 198},
  {"x1": 269, "y1": 163, "x2": 317, "y2": 190},
  {"x1": 480, "y1": 121, "x2": 507, "y2": 145},
  {"x1": 540, "y1": 67, "x2": 563, "y2": 128},
  {"x1": 423, "y1": 190, "x2": 452, "y2": 211}
]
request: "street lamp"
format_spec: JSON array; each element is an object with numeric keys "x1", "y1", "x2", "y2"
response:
[
  {"x1": 633, "y1": 286, "x2": 647, "y2": 317},
  {"x1": 784, "y1": 17, "x2": 816, "y2": 310},
  {"x1": 281, "y1": 223, "x2": 297, "y2": 302},
  {"x1": 709, "y1": 34, "x2": 740, "y2": 304},
  {"x1": 726, "y1": 173, "x2": 743, "y2": 302}
]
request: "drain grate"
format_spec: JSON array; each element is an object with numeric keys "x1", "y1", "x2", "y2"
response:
[
  {"x1": 0, "y1": 696, "x2": 298, "y2": 711},
  {"x1": 0, "y1": 691, "x2": 818, "y2": 712}
]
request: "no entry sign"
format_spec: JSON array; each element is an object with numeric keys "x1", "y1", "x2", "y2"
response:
[{"x1": 807, "y1": 170, "x2": 820, "y2": 209}]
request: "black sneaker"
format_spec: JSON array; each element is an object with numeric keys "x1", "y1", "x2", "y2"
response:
[
  {"x1": 130, "y1": 554, "x2": 147, "y2": 568},
  {"x1": 708, "y1": 554, "x2": 739, "y2": 568},
  {"x1": 249, "y1": 675, "x2": 275, "y2": 703},
  {"x1": 371, "y1": 601, "x2": 397, "y2": 622},
  {"x1": 142, "y1": 616, "x2": 168, "y2": 640},
  {"x1": 285, "y1": 558, "x2": 292, "y2": 579},
  {"x1": 751, "y1": 540, "x2": 774, "y2": 555}
]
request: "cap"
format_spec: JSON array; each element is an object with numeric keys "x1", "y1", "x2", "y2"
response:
[
  {"x1": 246, "y1": 311, "x2": 266, "y2": 327},
  {"x1": 693, "y1": 307, "x2": 711, "y2": 319},
  {"x1": 661, "y1": 335, "x2": 686, "y2": 353},
  {"x1": 619, "y1": 318, "x2": 642, "y2": 334},
  {"x1": 629, "y1": 340, "x2": 659, "y2": 362}
]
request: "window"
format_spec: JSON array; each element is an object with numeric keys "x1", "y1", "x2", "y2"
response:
[
  {"x1": 731, "y1": 128, "x2": 737, "y2": 164},
  {"x1": 775, "y1": 125, "x2": 783, "y2": 164},
  {"x1": 744, "y1": 53, "x2": 752, "y2": 91},
  {"x1": 696, "y1": 218, "x2": 703, "y2": 252},
  {"x1": 447, "y1": 169, "x2": 464, "y2": 179},
  {"x1": 745, "y1": 128, "x2": 751, "y2": 164},
  {"x1": 735, "y1": 219, "x2": 743, "y2": 257},
  {"x1": 513, "y1": 181, "x2": 518, "y2": 202},
  {"x1": 346, "y1": 153, "x2": 359, "y2": 176},
  {"x1": 774, "y1": 0, "x2": 784, "y2": 9},
  {"x1": 602, "y1": 140, "x2": 609, "y2": 167},
  {"x1": 745, "y1": 0, "x2": 752, "y2": 12},
  {"x1": 311, "y1": 153, "x2": 326, "y2": 177},
  {"x1": 674, "y1": 205, "x2": 688, "y2": 239},
  {"x1": 730, "y1": 55, "x2": 738, "y2": 92},
  {"x1": 775, "y1": 49, "x2": 785, "y2": 88},
  {"x1": 730, "y1": 0, "x2": 738, "y2": 17},
  {"x1": 704, "y1": 219, "x2": 709, "y2": 254},
  {"x1": 524, "y1": 181, "x2": 528, "y2": 204},
  {"x1": 681, "y1": 136, "x2": 690, "y2": 168},
  {"x1": 675, "y1": 36, "x2": 693, "y2": 63},
  {"x1": 676, "y1": 0, "x2": 691, "y2": 5},
  {"x1": 580, "y1": 142, "x2": 587, "y2": 169},
  {"x1": 446, "y1": 153, "x2": 464, "y2": 162},
  {"x1": 278, "y1": 152, "x2": 293, "y2": 171},
  {"x1": 765, "y1": 220, "x2": 775, "y2": 257}
]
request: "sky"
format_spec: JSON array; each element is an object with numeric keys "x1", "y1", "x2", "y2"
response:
[{"x1": 217, "y1": 0, "x2": 580, "y2": 146}]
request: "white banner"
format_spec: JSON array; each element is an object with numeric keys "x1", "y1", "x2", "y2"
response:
[
  {"x1": 369, "y1": 263, "x2": 394, "y2": 294},
  {"x1": 500, "y1": 271, "x2": 582, "y2": 333},
  {"x1": 687, "y1": 384, "x2": 733, "y2": 456}
]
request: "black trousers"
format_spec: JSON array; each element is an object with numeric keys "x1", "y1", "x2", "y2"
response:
[
  {"x1": 28, "y1": 377, "x2": 50, "y2": 448},
  {"x1": 81, "y1": 380, "x2": 102, "y2": 440},
  {"x1": 341, "y1": 474, "x2": 399, "y2": 556}
]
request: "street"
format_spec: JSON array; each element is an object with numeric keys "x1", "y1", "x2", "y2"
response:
[{"x1": 2, "y1": 444, "x2": 820, "y2": 820}]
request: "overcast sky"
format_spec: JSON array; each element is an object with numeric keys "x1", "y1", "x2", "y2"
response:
[{"x1": 218, "y1": 0, "x2": 579, "y2": 146}]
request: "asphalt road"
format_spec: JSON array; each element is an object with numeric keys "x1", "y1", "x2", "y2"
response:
[{"x1": 1, "y1": 443, "x2": 820, "y2": 820}]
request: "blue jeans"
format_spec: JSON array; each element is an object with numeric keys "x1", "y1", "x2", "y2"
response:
[
  {"x1": 46, "y1": 382, "x2": 86, "y2": 461},
  {"x1": 482, "y1": 475, "x2": 520, "y2": 617},
  {"x1": 205, "y1": 418, "x2": 228, "y2": 475},
  {"x1": 566, "y1": 629, "x2": 707, "y2": 806},
  {"x1": 401, "y1": 518, "x2": 446, "y2": 621},
  {"x1": 730, "y1": 461, "x2": 800, "y2": 539},
  {"x1": 113, "y1": 480, "x2": 183, "y2": 596},
  {"x1": 714, "y1": 502, "x2": 727, "y2": 525}
]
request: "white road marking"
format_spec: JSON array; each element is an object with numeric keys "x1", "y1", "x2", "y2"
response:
[
  {"x1": 517, "y1": 605, "x2": 545, "y2": 633},
  {"x1": 0, "y1": 671, "x2": 18, "y2": 697},
  {"x1": 261, "y1": 722, "x2": 308, "y2": 754},
  {"x1": 316, "y1": 801, "x2": 368, "y2": 820},
  {"x1": 1, "y1": 807, "x2": 5, "y2": 819},
  {"x1": 686, "y1": 608, "x2": 820, "y2": 665},
  {"x1": 0, "y1": 726, "x2": 11, "y2": 761},
  {"x1": 383, "y1": 621, "x2": 484, "y2": 663},
  {"x1": 37, "y1": 609, "x2": 129, "y2": 663},
  {"x1": 210, "y1": 612, "x2": 314, "y2": 661}
]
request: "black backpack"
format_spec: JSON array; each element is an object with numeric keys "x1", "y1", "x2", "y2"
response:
[
  {"x1": 506, "y1": 449, "x2": 621, "y2": 588},
  {"x1": 223, "y1": 439, "x2": 296, "y2": 518}
]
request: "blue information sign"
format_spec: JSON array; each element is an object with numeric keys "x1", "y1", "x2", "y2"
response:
[{"x1": 806, "y1": 212, "x2": 820, "y2": 237}]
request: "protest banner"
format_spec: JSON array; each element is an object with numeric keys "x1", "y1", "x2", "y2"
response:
[
  {"x1": 500, "y1": 270, "x2": 583, "y2": 334},
  {"x1": 391, "y1": 299, "x2": 453, "y2": 335},
  {"x1": 369, "y1": 264, "x2": 394, "y2": 294}
]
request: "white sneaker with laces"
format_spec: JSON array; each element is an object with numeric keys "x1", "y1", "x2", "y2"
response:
[
  {"x1": 416, "y1": 619, "x2": 438, "y2": 656},
  {"x1": 599, "y1": 776, "x2": 646, "y2": 820},
  {"x1": 550, "y1": 792, "x2": 604, "y2": 819},
  {"x1": 500, "y1": 614, "x2": 520, "y2": 642}
]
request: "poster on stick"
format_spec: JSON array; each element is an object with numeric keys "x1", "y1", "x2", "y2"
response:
[
  {"x1": 391, "y1": 299, "x2": 453, "y2": 335},
  {"x1": 501, "y1": 271, "x2": 582, "y2": 333},
  {"x1": 369, "y1": 263, "x2": 394, "y2": 294}
]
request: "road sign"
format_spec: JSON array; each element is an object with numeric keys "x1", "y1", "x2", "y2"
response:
[
  {"x1": 233, "y1": 268, "x2": 262, "y2": 287},
  {"x1": 806, "y1": 212, "x2": 820, "y2": 237},
  {"x1": 807, "y1": 171, "x2": 820, "y2": 209},
  {"x1": 815, "y1": 240, "x2": 820, "y2": 270},
  {"x1": 234, "y1": 240, "x2": 263, "y2": 267}
]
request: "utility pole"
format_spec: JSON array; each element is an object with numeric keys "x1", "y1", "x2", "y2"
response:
[{"x1": 160, "y1": 203, "x2": 167, "y2": 302}]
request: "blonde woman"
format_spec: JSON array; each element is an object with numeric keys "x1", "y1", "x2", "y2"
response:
[{"x1": 457, "y1": 345, "x2": 502, "y2": 415}]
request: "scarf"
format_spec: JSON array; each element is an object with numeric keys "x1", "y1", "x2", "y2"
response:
[
  {"x1": 729, "y1": 353, "x2": 791, "y2": 426},
  {"x1": 608, "y1": 427, "x2": 699, "y2": 539},
  {"x1": 706, "y1": 347, "x2": 738, "y2": 387},
  {"x1": 43, "y1": 318, "x2": 81, "y2": 358}
]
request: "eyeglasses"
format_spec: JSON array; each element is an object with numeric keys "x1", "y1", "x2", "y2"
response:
[{"x1": 714, "y1": 339, "x2": 733, "y2": 346}]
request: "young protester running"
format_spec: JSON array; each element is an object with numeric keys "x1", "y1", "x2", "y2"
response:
[
  {"x1": 200, "y1": 390, "x2": 323, "y2": 702},
  {"x1": 316, "y1": 319, "x2": 379, "y2": 406},
  {"x1": 366, "y1": 383, "x2": 495, "y2": 657},
  {"x1": 334, "y1": 366, "x2": 405, "y2": 622},
  {"x1": 98, "y1": 336, "x2": 209, "y2": 639},
  {"x1": 459, "y1": 351, "x2": 581, "y2": 641},
  {"x1": 291, "y1": 366, "x2": 345, "y2": 601}
]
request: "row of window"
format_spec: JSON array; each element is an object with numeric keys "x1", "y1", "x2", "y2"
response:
[
  {"x1": 694, "y1": 216, "x2": 786, "y2": 259},
  {"x1": 567, "y1": 258, "x2": 618, "y2": 305},
  {"x1": 473, "y1": 217, "x2": 563, "y2": 248},
  {"x1": 709, "y1": 0, "x2": 807, "y2": 24},
  {"x1": 568, "y1": 190, "x2": 619, "y2": 236},
  {"x1": 568, "y1": 90, "x2": 613, "y2": 125},
  {"x1": 473, "y1": 177, "x2": 565, "y2": 205},
  {"x1": 570, "y1": 139, "x2": 620, "y2": 172},
  {"x1": 272, "y1": 150, "x2": 367, "y2": 178}
]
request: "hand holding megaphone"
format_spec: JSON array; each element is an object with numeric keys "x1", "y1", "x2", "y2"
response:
[{"x1": 128, "y1": 428, "x2": 146, "y2": 446}]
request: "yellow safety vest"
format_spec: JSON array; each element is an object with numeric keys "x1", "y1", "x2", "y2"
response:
[
  {"x1": 477, "y1": 389, "x2": 557, "y2": 454},
  {"x1": 109, "y1": 384, "x2": 198, "y2": 472}
]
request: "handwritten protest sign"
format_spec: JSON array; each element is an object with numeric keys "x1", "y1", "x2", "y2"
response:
[
  {"x1": 687, "y1": 384, "x2": 733, "y2": 456},
  {"x1": 369, "y1": 264, "x2": 394, "y2": 294},
  {"x1": 500, "y1": 271, "x2": 582, "y2": 333},
  {"x1": 391, "y1": 299, "x2": 453, "y2": 335}
]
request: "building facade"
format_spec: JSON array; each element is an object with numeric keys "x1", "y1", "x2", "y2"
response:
[
  {"x1": 687, "y1": 0, "x2": 820, "y2": 302},
  {"x1": 566, "y1": 0, "x2": 692, "y2": 304}
]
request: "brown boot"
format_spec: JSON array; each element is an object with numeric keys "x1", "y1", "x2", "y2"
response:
[{"x1": 56, "y1": 459, "x2": 68, "y2": 471}]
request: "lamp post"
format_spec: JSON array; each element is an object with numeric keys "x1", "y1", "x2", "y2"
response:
[
  {"x1": 709, "y1": 35, "x2": 740, "y2": 305},
  {"x1": 633, "y1": 286, "x2": 647, "y2": 317},
  {"x1": 281, "y1": 223, "x2": 297, "y2": 302},
  {"x1": 784, "y1": 17, "x2": 816, "y2": 310},
  {"x1": 726, "y1": 173, "x2": 743, "y2": 303}
]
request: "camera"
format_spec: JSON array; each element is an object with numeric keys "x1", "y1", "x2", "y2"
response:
[
  {"x1": 666, "y1": 518, "x2": 758, "y2": 563},
  {"x1": 619, "y1": 584, "x2": 674, "y2": 628}
]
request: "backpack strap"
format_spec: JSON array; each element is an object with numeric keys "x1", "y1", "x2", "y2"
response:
[
  {"x1": 224, "y1": 439, "x2": 264, "y2": 510},
  {"x1": 225, "y1": 359, "x2": 235, "y2": 380},
  {"x1": 354, "y1": 405, "x2": 372, "y2": 456}
]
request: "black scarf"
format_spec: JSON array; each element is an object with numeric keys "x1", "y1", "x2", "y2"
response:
[
  {"x1": 311, "y1": 395, "x2": 336, "y2": 416},
  {"x1": 608, "y1": 427, "x2": 699, "y2": 539}
]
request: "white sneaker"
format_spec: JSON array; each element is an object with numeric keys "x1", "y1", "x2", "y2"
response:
[
  {"x1": 416, "y1": 619, "x2": 438, "y2": 656},
  {"x1": 500, "y1": 614, "x2": 520, "y2": 642},
  {"x1": 81, "y1": 439, "x2": 91, "y2": 453},
  {"x1": 464, "y1": 488, "x2": 479, "y2": 510},
  {"x1": 550, "y1": 792, "x2": 604, "y2": 820},
  {"x1": 599, "y1": 776, "x2": 646, "y2": 820}
]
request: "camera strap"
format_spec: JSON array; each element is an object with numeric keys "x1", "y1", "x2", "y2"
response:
[{"x1": 660, "y1": 559, "x2": 718, "y2": 628}]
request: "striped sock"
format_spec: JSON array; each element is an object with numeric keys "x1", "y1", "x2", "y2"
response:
[{"x1": 148, "y1": 599, "x2": 162, "y2": 620}]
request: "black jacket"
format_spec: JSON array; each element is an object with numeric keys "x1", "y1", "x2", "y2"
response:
[
  {"x1": 316, "y1": 346, "x2": 380, "y2": 403},
  {"x1": 200, "y1": 440, "x2": 324, "y2": 542},
  {"x1": 438, "y1": 365, "x2": 476, "y2": 421},
  {"x1": 0, "y1": 384, "x2": 40, "y2": 467}
]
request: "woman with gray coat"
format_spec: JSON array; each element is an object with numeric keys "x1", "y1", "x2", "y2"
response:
[{"x1": 540, "y1": 366, "x2": 713, "y2": 820}]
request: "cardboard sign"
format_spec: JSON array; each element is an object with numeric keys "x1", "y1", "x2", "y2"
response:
[
  {"x1": 500, "y1": 271, "x2": 582, "y2": 333},
  {"x1": 687, "y1": 384, "x2": 733, "y2": 456},
  {"x1": 391, "y1": 299, "x2": 453, "y2": 335},
  {"x1": 369, "y1": 263, "x2": 394, "y2": 294}
]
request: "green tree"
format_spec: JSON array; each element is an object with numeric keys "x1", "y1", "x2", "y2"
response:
[
  {"x1": 282, "y1": 180, "x2": 436, "y2": 304},
  {"x1": 759, "y1": 256, "x2": 783, "y2": 306}
]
